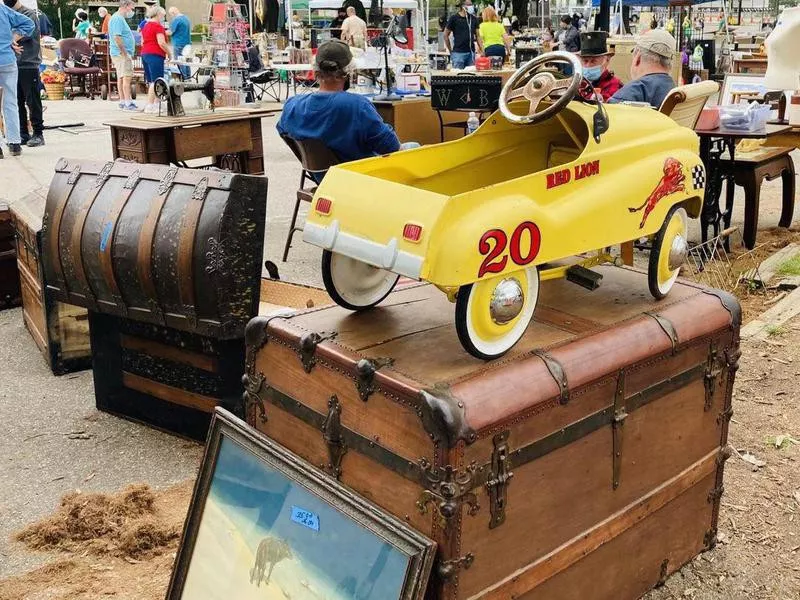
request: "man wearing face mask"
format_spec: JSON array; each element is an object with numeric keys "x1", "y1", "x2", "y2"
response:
[
  {"x1": 609, "y1": 29, "x2": 676, "y2": 108},
  {"x1": 444, "y1": 0, "x2": 482, "y2": 69},
  {"x1": 277, "y1": 40, "x2": 401, "y2": 180},
  {"x1": 577, "y1": 31, "x2": 621, "y2": 101}
]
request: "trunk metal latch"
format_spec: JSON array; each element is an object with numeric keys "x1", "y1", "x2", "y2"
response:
[{"x1": 486, "y1": 431, "x2": 514, "y2": 529}]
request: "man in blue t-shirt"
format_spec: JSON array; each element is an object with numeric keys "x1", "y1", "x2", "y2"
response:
[
  {"x1": 609, "y1": 29, "x2": 676, "y2": 109},
  {"x1": 109, "y1": 0, "x2": 137, "y2": 110},
  {"x1": 277, "y1": 40, "x2": 401, "y2": 179},
  {"x1": 167, "y1": 6, "x2": 190, "y2": 77}
]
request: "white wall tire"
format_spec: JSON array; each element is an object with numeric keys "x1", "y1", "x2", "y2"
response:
[
  {"x1": 455, "y1": 267, "x2": 539, "y2": 360},
  {"x1": 648, "y1": 206, "x2": 688, "y2": 300},
  {"x1": 321, "y1": 250, "x2": 399, "y2": 311}
]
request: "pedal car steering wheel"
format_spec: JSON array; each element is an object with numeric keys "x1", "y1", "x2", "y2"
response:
[{"x1": 499, "y1": 51, "x2": 583, "y2": 125}]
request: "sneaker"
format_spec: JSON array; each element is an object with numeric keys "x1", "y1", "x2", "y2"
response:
[
  {"x1": 27, "y1": 134, "x2": 45, "y2": 147},
  {"x1": 124, "y1": 102, "x2": 138, "y2": 111},
  {"x1": 20, "y1": 133, "x2": 30, "y2": 145},
  {"x1": 0, "y1": 146, "x2": 4, "y2": 159},
  {"x1": 8, "y1": 144, "x2": 22, "y2": 156},
  {"x1": 118, "y1": 101, "x2": 126, "y2": 109}
]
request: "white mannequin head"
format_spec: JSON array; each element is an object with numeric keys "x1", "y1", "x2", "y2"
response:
[{"x1": 765, "y1": 7, "x2": 800, "y2": 90}]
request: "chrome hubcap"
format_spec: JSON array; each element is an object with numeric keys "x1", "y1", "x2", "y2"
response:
[
  {"x1": 490, "y1": 278, "x2": 525, "y2": 324},
  {"x1": 668, "y1": 234, "x2": 689, "y2": 270}
]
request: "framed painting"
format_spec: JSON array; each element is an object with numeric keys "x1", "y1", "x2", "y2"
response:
[
  {"x1": 719, "y1": 73, "x2": 768, "y2": 106},
  {"x1": 167, "y1": 408, "x2": 437, "y2": 600}
]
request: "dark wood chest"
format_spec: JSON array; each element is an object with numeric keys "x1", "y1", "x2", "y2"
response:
[
  {"x1": 41, "y1": 159, "x2": 269, "y2": 439},
  {"x1": 9, "y1": 192, "x2": 90, "y2": 374},
  {"x1": 244, "y1": 268, "x2": 741, "y2": 600},
  {"x1": 0, "y1": 202, "x2": 22, "y2": 310}
]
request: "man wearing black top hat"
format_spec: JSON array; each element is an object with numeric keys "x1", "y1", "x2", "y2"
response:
[{"x1": 577, "y1": 30, "x2": 622, "y2": 101}]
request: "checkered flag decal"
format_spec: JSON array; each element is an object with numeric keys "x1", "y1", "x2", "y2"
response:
[{"x1": 691, "y1": 164, "x2": 706, "y2": 190}]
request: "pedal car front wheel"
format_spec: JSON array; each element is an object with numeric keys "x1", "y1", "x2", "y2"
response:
[
  {"x1": 455, "y1": 267, "x2": 540, "y2": 360},
  {"x1": 648, "y1": 205, "x2": 689, "y2": 300},
  {"x1": 321, "y1": 250, "x2": 400, "y2": 311}
]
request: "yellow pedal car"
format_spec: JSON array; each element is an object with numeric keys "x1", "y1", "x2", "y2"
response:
[{"x1": 303, "y1": 52, "x2": 705, "y2": 360}]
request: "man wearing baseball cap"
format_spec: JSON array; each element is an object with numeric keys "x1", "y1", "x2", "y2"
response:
[
  {"x1": 609, "y1": 29, "x2": 676, "y2": 108},
  {"x1": 277, "y1": 40, "x2": 401, "y2": 180}
]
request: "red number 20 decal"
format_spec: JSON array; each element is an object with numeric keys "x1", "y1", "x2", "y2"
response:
[{"x1": 478, "y1": 222, "x2": 541, "y2": 278}]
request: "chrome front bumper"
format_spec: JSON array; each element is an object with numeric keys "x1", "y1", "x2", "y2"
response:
[{"x1": 303, "y1": 220, "x2": 423, "y2": 280}]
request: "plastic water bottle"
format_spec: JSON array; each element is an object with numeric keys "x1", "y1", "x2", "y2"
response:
[{"x1": 466, "y1": 112, "x2": 480, "y2": 135}]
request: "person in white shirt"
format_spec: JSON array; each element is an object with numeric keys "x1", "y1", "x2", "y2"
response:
[{"x1": 340, "y1": 6, "x2": 367, "y2": 49}]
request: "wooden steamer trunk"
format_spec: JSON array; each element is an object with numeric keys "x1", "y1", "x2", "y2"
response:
[
  {"x1": 9, "y1": 191, "x2": 91, "y2": 374},
  {"x1": 244, "y1": 269, "x2": 741, "y2": 600},
  {"x1": 41, "y1": 159, "x2": 267, "y2": 440},
  {"x1": 0, "y1": 202, "x2": 21, "y2": 310}
]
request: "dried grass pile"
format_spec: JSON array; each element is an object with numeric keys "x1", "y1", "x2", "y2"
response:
[{"x1": 15, "y1": 483, "x2": 179, "y2": 559}]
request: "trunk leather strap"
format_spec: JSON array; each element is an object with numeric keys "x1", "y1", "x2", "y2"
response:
[
  {"x1": 97, "y1": 168, "x2": 141, "y2": 314},
  {"x1": 47, "y1": 163, "x2": 83, "y2": 296},
  {"x1": 137, "y1": 166, "x2": 178, "y2": 324},
  {"x1": 68, "y1": 161, "x2": 115, "y2": 309},
  {"x1": 177, "y1": 176, "x2": 210, "y2": 328}
]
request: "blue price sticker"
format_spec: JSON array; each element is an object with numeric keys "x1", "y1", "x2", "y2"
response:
[
  {"x1": 99, "y1": 222, "x2": 113, "y2": 252},
  {"x1": 290, "y1": 506, "x2": 320, "y2": 532}
]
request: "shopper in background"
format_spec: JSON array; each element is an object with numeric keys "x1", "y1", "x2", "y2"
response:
[
  {"x1": 277, "y1": 40, "x2": 401, "y2": 181},
  {"x1": 609, "y1": 28, "x2": 675, "y2": 108},
  {"x1": 4, "y1": 0, "x2": 43, "y2": 147},
  {"x1": 0, "y1": 1, "x2": 34, "y2": 157},
  {"x1": 329, "y1": 7, "x2": 347, "y2": 40},
  {"x1": 38, "y1": 10, "x2": 51, "y2": 37},
  {"x1": 109, "y1": 0, "x2": 137, "y2": 110},
  {"x1": 98, "y1": 6, "x2": 110, "y2": 34},
  {"x1": 479, "y1": 6, "x2": 508, "y2": 62},
  {"x1": 444, "y1": 0, "x2": 481, "y2": 69},
  {"x1": 141, "y1": 4, "x2": 171, "y2": 114},
  {"x1": 167, "y1": 6, "x2": 190, "y2": 76},
  {"x1": 340, "y1": 6, "x2": 366, "y2": 49},
  {"x1": 553, "y1": 15, "x2": 580, "y2": 52},
  {"x1": 577, "y1": 30, "x2": 622, "y2": 102},
  {"x1": 74, "y1": 8, "x2": 90, "y2": 39}
]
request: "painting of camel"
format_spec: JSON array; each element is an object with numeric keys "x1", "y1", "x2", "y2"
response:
[{"x1": 169, "y1": 411, "x2": 437, "y2": 600}]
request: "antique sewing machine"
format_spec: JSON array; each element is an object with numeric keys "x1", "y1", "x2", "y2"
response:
[{"x1": 153, "y1": 75, "x2": 216, "y2": 117}]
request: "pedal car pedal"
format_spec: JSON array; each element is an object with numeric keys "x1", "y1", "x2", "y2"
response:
[{"x1": 566, "y1": 265, "x2": 603, "y2": 291}]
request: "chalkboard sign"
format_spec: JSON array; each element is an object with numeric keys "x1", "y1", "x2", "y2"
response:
[{"x1": 430, "y1": 75, "x2": 502, "y2": 111}]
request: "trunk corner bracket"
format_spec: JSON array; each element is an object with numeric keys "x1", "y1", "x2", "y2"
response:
[
  {"x1": 299, "y1": 331, "x2": 337, "y2": 373},
  {"x1": 355, "y1": 357, "x2": 395, "y2": 401}
]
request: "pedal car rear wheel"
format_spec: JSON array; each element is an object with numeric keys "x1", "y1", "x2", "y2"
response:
[
  {"x1": 455, "y1": 267, "x2": 539, "y2": 360},
  {"x1": 648, "y1": 205, "x2": 689, "y2": 300},
  {"x1": 321, "y1": 250, "x2": 400, "y2": 311}
]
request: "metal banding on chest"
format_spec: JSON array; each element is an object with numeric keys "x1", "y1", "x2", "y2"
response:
[{"x1": 533, "y1": 350, "x2": 569, "y2": 404}]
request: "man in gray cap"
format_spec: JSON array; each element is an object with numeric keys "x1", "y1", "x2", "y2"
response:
[
  {"x1": 277, "y1": 39, "x2": 401, "y2": 180},
  {"x1": 609, "y1": 29, "x2": 676, "y2": 108}
]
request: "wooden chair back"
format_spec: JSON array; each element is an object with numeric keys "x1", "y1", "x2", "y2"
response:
[{"x1": 659, "y1": 81, "x2": 719, "y2": 129}]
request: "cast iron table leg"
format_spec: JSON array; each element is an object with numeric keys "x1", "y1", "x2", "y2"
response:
[{"x1": 699, "y1": 136, "x2": 726, "y2": 244}]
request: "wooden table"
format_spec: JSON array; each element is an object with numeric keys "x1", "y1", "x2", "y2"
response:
[
  {"x1": 104, "y1": 106, "x2": 282, "y2": 175},
  {"x1": 373, "y1": 96, "x2": 474, "y2": 145},
  {"x1": 732, "y1": 57, "x2": 768, "y2": 74},
  {"x1": 694, "y1": 122, "x2": 792, "y2": 243}
]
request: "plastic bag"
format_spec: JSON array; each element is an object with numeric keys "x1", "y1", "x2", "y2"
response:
[{"x1": 719, "y1": 102, "x2": 771, "y2": 132}]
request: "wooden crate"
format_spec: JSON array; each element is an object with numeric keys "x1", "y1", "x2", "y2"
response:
[
  {"x1": 244, "y1": 268, "x2": 740, "y2": 599},
  {"x1": 9, "y1": 192, "x2": 90, "y2": 374}
]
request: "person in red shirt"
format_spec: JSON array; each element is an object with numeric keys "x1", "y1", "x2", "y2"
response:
[
  {"x1": 577, "y1": 31, "x2": 622, "y2": 102},
  {"x1": 140, "y1": 4, "x2": 172, "y2": 113}
]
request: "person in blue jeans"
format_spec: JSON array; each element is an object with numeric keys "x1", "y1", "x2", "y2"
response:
[
  {"x1": 444, "y1": 0, "x2": 481, "y2": 69},
  {"x1": 0, "y1": 1, "x2": 34, "y2": 158},
  {"x1": 277, "y1": 40, "x2": 417, "y2": 183}
]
